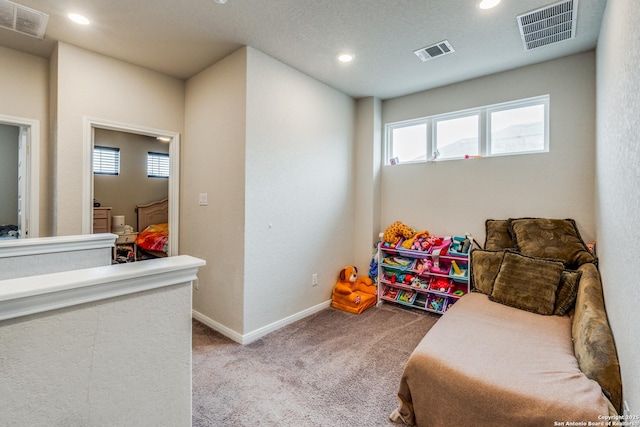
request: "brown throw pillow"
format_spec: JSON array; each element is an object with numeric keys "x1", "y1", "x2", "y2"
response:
[
  {"x1": 489, "y1": 251, "x2": 564, "y2": 315},
  {"x1": 470, "y1": 249, "x2": 503, "y2": 295},
  {"x1": 484, "y1": 219, "x2": 516, "y2": 251},
  {"x1": 508, "y1": 218, "x2": 596, "y2": 269},
  {"x1": 553, "y1": 269, "x2": 582, "y2": 316}
]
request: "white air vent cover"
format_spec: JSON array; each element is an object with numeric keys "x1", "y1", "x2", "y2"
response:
[
  {"x1": 0, "y1": 0, "x2": 49, "y2": 39},
  {"x1": 517, "y1": 0, "x2": 578, "y2": 51},
  {"x1": 414, "y1": 40, "x2": 455, "y2": 62}
]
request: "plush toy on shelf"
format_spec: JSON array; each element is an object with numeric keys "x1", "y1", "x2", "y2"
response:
[
  {"x1": 383, "y1": 221, "x2": 415, "y2": 245},
  {"x1": 393, "y1": 272, "x2": 416, "y2": 285},
  {"x1": 331, "y1": 266, "x2": 378, "y2": 315},
  {"x1": 403, "y1": 231, "x2": 433, "y2": 251},
  {"x1": 430, "y1": 277, "x2": 453, "y2": 293},
  {"x1": 415, "y1": 258, "x2": 433, "y2": 272}
]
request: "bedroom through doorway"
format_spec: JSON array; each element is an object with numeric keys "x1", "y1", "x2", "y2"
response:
[
  {"x1": 0, "y1": 114, "x2": 40, "y2": 240},
  {"x1": 82, "y1": 117, "x2": 180, "y2": 257}
]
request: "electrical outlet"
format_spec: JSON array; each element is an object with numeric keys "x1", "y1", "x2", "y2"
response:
[{"x1": 311, "y1": 273, "x2": 318, "y2": 286}]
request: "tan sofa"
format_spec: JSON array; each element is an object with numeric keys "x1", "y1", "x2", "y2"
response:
[{"x1": 391, "y1": 219, "x2": 622, "y2": 426}]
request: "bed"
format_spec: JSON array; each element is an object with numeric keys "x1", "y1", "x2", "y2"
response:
[
  {"x1": 135, "y1": 198, "x2": 169, "y2": 259},
  {"x1": 390, "y1": 218, "x2": 621, "y2": 426}
]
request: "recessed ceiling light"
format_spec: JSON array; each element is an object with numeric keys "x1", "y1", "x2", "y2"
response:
[
  {"x1": 478, "y1": 0, "x2": 501, "y2": 9},
  {"x1": 214, "y1": 0, "x2": 227, "y2": 3},
  {"x1": 156, "y1": 137, "x2": 172, "y2": 143},
  {"x1": 337, "y1": 53, "x2": 354, "y2": 63},
  {"x1": 68, "y1": 13, "x2": 90, "y2": 25}
]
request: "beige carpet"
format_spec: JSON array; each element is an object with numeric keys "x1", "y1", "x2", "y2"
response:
[{"x1": 192, "y1": 304, "x2": 438, "y2": 426}]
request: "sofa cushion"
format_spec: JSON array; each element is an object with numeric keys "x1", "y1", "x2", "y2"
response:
[
  {"x1": 554, "y1": 269, "x2": 582, "y2": 316},
  {"x1": 484, "y1": 219, "x2": 516, "y2": 251},
  {"x1": 470, "y1": 249, "x2": 503, "y2": 295},
  {"x1": 489, "y1": 251, "x2": 564, "y2": 315},
  {"x1": 392, "y1": 292, "x2": 611, "y2": 426},
  {"x1": 508, "y1": 218, "x2": 596, "y2": 269},
  {"x1": 572, "y1": 262, "x2": 622, "y2": 414}
]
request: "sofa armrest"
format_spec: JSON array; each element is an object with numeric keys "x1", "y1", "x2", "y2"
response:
[{"x1": 572, "y1": 262, "x2": 622, "y2": 414}]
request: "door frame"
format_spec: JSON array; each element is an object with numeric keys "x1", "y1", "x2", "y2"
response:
[
  {"x1": 0, "y1": 113, "x2": 40, "y2": 238},
  {"x1": 82, "y1": 116, "x2": 180, "y2": 256}
]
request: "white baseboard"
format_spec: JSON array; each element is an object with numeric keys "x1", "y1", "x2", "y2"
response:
[
  {"x1": 192, "y1": 300, "x2": 332, "y2": 345},
  {"x1": 192, "y1": 310, "x2": 244, "y2": 343}
]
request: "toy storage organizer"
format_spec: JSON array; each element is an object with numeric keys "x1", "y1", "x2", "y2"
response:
[{"x1": 377, "y1": 235, "x2": 471, "y2": 315}]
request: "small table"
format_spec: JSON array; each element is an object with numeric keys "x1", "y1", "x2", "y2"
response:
[{"x1": 113, "y1": 232, "x2": 139, "y2": 263}]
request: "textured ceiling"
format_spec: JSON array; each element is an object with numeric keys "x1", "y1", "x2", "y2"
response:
[{"x1": 0, "y1": 0, "x2": 607, "y2": 99}]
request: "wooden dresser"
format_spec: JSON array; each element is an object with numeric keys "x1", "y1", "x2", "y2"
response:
[{"x1": 93, "y1": 207, "x2": 112, "y2": 233}]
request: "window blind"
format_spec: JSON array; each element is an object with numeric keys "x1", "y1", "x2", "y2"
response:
[
  {"x1": 147, "y1": 152, "x2": 169, "y2": 178},
  {"x1": 93, "y1": 146, "x2": 120, "y2": 175}
]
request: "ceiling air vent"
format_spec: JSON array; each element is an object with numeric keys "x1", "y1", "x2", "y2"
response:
[
  {"x1": 517, "y1": 0, "x2": 578, "y2": 51},
  {"x1": 414, "y1": 40, "x2": 455, "y2": 62},
  {"x1": 0, "y1": 0, "x2": 49, "y2": 39}
]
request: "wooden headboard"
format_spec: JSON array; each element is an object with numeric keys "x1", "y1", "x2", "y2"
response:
[{"x1": 136, "y1": 199, "x2": 168, "y2": 232}]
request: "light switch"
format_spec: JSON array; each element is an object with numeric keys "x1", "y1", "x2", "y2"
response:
[{"x1": 199, "y1": 193, "x2": 208, "y2": 206}]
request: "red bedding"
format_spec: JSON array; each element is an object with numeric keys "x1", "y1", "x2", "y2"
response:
[{"x1": 135, "y1": 223, "x2": 168, "y2": 253}]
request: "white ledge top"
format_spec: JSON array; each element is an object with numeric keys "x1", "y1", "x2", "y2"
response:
[
  {"x1": 0, "y1": 255, "x2": 206, "y2": 321},
  {"x1": 0, "y1": 234, "x2": 118, "y2": 258}
]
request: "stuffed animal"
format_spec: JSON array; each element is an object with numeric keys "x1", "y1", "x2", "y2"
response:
[
  {"x1": 405, "y1": 231, "x2": 432, "y2": 251},
  {"x1": 430, "y1": 277, "x2": 453, "y2": 293},
  {"x1": 383, "y1": 221, "x2": 415, "y2": 245},
  {"x1": 390, "y1": 272, "x2": 416, "y2": 285},
  {"x1": 415, "y1": 258, "x2": 433, "y2": 272},
  {"x1": 331, "y1": 266, "x2": 378, "y2": 315}
]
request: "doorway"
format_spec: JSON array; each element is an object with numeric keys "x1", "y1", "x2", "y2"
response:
[
  {"x1": 0, "y1": 114, "x2": 40, "y2": 239},
  {"x1": 82, "y1": 117, "x2": 179, "y2": 256}
]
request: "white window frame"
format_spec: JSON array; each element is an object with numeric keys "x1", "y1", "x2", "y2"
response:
[
  {"x1": 486, "y1": 96, "x2": 549, "y2": 157},
  {"x1": 431, "y1": 109, "x2": 481, "y2": 161},
  {"x1": 384, "y1": 95, "x2": 550, "y2": 165},
  {"x1": 385, "y1": 118, "x2": 429, "y2": 165}
]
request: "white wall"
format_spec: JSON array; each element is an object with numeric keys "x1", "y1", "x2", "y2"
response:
[
  {"x1": 354, "y1": 97, "x2": 382, "y2": 275},
  {"x1": 0, "y1": 234, "x2": 114, "y2": 280},
  {"x1": 187, "y1": 47, "x2": 356, "y2": 340},
  {"x1": 52, "y1": 43, "x2": 185, "y2": 236},
  {"x1": 243, "y1": 47, "x2": 355, "y2": 335},
  {"x1": 0, "y1": 46, "x2": 50, "y2": 235},
  {"x1": 381, "y1": 52, "x2": 597, "y2": 243},
  {"x1": 595, "y1": 0, "x2": 640, "y2": 414},
  {"x1": 183, "y1": 48, "x2": 247, "y2": 336},
  {"x1": 0, "y1": 248, "x2": 111, "y2": 280},
  {"x1": 0, "y1": 282, "x2": 193, "y2": 426}
]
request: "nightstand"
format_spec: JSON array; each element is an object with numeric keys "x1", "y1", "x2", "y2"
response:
[
  {"x1": 113, "y1": 232, "x2": 139, "y2": 263},
  {"x1": 93, "y1": 207, "x2": 112, "y2": 233}
]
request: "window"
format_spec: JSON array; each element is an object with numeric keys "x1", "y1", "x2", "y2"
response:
[
  {"x1": 93, "y1": 146, "x2": 120, "y2": 175},
  {"x1": 434, "y1": 114, "x2": 479, "y2": 160},
  {"x1": 385, "y1": 95, "x2": 549, "y2": 164},
  {"x1": 488, "y1": 101, "x2": 547, "y2": 156},
  {"x1": 388, "y1": 122, "x2": 427, "y2": 164},
  {"x1": 147, "y1": 152, "x2": 169, "y2": 178}
]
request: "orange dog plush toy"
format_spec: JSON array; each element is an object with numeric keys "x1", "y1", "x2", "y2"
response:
[{"x1": 331, "y1": 266, "x2": 377, "y2": 314}]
